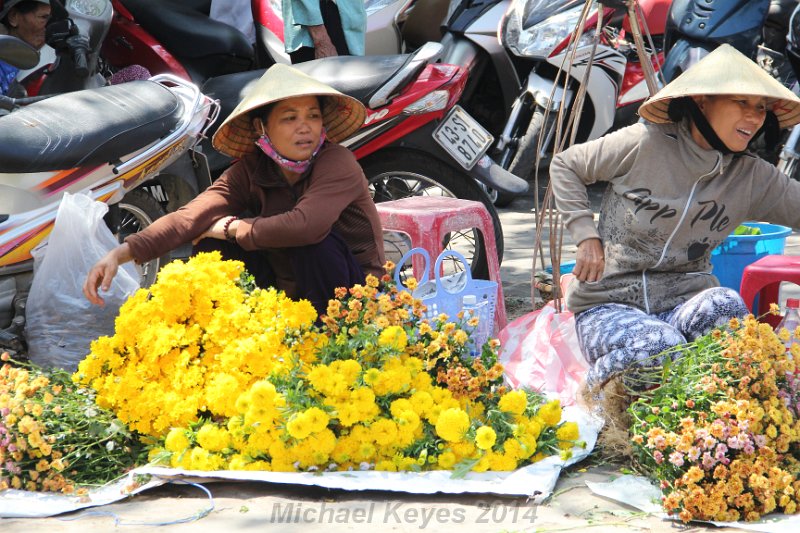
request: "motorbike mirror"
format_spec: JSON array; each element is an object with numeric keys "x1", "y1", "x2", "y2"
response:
[{"x1": 0, "y1": 35, "x2": 40, "y2": 70}]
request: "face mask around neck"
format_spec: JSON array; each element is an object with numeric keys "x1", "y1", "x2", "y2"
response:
[{"x1": 255, "y1": 125, "x2": 327, "y2": 174}]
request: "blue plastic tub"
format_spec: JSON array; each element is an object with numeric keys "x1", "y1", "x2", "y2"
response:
[
  {"x1": 710, "y1": 222, "x2": 792, "y2": 291},
  {"x1": 545, "y1": 260, "x2": 576, "y2": 274}
]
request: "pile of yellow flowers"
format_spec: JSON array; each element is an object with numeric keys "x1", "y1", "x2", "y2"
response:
[
  {"x1": 74, "y1": 252, "x2": 320, "y2": 436},
  {"x1": 1, "y1": 353, "x2": 144, "y2": 493},
  {"x1": 629, "y1": 312, "x2": 800, "y2": 522},
  {"x1": 76, "y1": 253, "x2": 582, "y2": 474}
]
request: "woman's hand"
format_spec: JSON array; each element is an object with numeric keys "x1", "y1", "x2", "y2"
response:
[
  {"x1": 573, "y1": 238, "x2": 605, "y2": 282},
  {"x1": 193, "y1": 216, "x2": 238, "y2": 244},
  {"x1": 83, "y1": 243, "x2": 133, "y2": 306}
]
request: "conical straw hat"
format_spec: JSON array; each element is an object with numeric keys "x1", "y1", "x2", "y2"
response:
[
  {"x1": 639, "y1": 44, "x2": 800, "y2": 129},
  {"x1": 212, "y1": 64, "x2": 367, "y2": 158}
]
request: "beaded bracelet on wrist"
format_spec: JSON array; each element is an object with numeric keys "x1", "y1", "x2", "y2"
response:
[{"x1": 223, "y1": 216, "x2": 238, "y2": 243}]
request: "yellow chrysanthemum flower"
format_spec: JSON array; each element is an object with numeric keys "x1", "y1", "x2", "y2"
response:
[
  {"x1": 196, "y1": 423, "x2": 232, "y2": 453},
  {"x1": 286, "y1": 413, "x2": 313, "y2": 440},
  {"x1": 437, "y1": 451, "x2": 457, "y2": 469},
  {"x1": 555, "y1": 421, "x2": 579, "y2": 443},
  {"x1": 435, "y1": 408, "x2": 470, "y2": 442},
  {"x1": 303, "y1": 407, "x2": 330, "y2": 434},
  {"x1": 537, "y1": 400, "x2": 562, "y2": 427},
  {"x1": 475, "y1": 426, "x2": 497, "y2": 451},
  {"x1": 378, "y1": 325, "x2": 408, "y2": 351},
  {"x1": 164, "y1": 428, "x2": 190, "y2": 453},
  {"x1": 498, "y1": 390, "x2": 528, "y2": 415}
]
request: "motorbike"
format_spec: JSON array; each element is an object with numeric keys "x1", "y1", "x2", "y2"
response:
[
  {"x1": 200, "y1": 41, "x2": 529, "y2": 278},
  {"x1": 0, "y1": 15, "x2": 218, "y2": 354},
  {"x1": 778, "y1": 3, "x2": 800, "y2": 180},
  {"x1": 661, "y1": 0, "x2": 771, "y2": 83},
  {"x1": 371, "y1": 0, "x2": 669, "y2": 205},
  {"x1": 100, "y1": 0, "x2": 255, "y2": 83},
  {"x1": 98, "y1": 0, "x2": 415, "y2": 83},
  {"x1": 493, "y1": 0, "x2": 668, "y2": 184},
  {"x1": 21, "y1": 0, "x2": 218, "y2": 248}
]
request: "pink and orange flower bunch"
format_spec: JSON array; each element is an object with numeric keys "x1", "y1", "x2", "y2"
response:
[
  {"x1": 0, "y1": 353, "x2": 144, "y2": 493},
  {"x1": 629, "y1": 312, "x2": 800, "y2": 522}
]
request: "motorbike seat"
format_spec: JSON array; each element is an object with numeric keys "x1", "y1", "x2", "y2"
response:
[
  {"x1": 201, "y1": 54, "x2": 414, "y2": 136},
  {"x1": 0, "y1": 81, "x2": 183, "y2": 173},
  {"x1": 294, "y1": 55, "x2": 416, "y2": 104},
  {"x1": 118, "y1": 0, "x2": 253, "y2": 60}
]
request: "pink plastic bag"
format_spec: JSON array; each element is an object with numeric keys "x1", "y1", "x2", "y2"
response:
[{"x1": 498, "y1": 303, "x2": 588, "y2": 407}]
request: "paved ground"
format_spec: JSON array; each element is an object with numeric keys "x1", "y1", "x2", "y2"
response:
[{"x1": 6, "y1": 181, "x2": 798, "y2": 532}]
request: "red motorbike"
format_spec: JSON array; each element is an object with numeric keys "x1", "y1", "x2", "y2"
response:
[
  {"x1": 200, "y1": 42, "x2": 530, "y2": 278},
  {"x1": 99, "y1": 0, "x2": 408, "y2": 81},
  {"x1": 611, "y1": 0, "x2": 670, "y2": 129},
  {"x1": 101, "y1": 0, "x2": 255, "y2": 82}
]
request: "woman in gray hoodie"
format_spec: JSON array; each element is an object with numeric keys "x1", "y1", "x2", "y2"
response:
[{"x1": 550, "y1": 44, "x2": 800, "y2": 388}]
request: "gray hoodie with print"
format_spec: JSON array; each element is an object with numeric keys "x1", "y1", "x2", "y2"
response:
[{"x1": 550, "y1": 120, "x2": 800, "y2": 315}]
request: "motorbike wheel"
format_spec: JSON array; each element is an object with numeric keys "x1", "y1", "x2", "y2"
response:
[
  {"x1": 117, "y1": 189, "x2": 168, "y2": 288},
  {"x1": 361, "y1": 150, "x2": 504, "y2": 280},
  {"x1": 479, "y1": 183, "x2": 517, "y2": 208},
  {"x1": 490, "y1": 187, "x2": 517, "y2": 208},
  {"x1": 507, "y1": 106, "x2": 548, "y2": 183}
]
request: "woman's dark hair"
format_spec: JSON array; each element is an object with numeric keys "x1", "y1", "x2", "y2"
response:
[
  {"x1": 666, "y1": 96, "x2": 693, "y2": 123},
  {"x1": 250, "y1": 102, "x2": 275, "y2": 122},
  {"x1": 249, "y1": 95, "x2": 326, "y2": 122}
]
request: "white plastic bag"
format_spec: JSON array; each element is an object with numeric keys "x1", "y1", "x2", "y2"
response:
[{"x1": 26, "y1": 192, "x2": 140, "y2": 371}]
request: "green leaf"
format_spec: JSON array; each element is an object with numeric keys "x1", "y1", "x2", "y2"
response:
[{"x1": 732, "y1": 224, "x2": 761, "y2": 236}]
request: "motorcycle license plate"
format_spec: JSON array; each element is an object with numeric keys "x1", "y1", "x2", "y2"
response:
[{"x1": 433, "y1": 106, "x2": 493, "y2": 170}]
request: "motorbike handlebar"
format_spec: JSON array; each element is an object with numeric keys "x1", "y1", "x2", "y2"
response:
[
  {"x1": 68, "y1": 35, "x2": 91, "y2": 78},
  {"x1": 45, "y1": 0, "x2": 90, "y2": 78},
  {"x1": 0, "y1": 93, "x2": 54, "y2": 112}
]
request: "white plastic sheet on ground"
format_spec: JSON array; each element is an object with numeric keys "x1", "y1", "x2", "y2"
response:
[
  {"x1": 587, "y1": 474, "x2": 800, "y2": 532},
  {"x1": 0, "y1": 407, "x2": 602, "y2": 519},
  {"x1": 0, "y1": 472, "x2": 165, "y2": 519}
]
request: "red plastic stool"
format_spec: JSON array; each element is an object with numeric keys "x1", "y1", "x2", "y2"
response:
[
  {"x1": 739, "y1": 255, "x2": 800, "y2": 327},
  {"x1": 376, "y1": 196, "x2": 507, "y2": 332}
]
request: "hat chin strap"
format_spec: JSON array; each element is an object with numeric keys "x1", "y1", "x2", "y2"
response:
[{"x1": 686, "y1": 99, "x2": 737, "y2": 154}]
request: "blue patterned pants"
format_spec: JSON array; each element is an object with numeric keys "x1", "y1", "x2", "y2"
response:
[{"x1": 575, "y1": 287, "x2": 748, "y2": 387}]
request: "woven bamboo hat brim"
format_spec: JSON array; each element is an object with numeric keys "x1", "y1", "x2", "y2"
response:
[
  {"x1": 212, "y1": 64, "x2": 366, "y2": 159},
  {"x1": 639, "y1": 44, "x2": 800, "y2": 129}
]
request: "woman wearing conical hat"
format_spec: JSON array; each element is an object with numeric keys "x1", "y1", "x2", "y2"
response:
[
  {"x1": 549, "y1": 44, "x2": 800, "y2": 388},
  {"x1": 84, "y1": 64, "x2": 385, "y2": 316}
]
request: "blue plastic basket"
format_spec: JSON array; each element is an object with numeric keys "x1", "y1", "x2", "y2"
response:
[
  {"x1": 394, "y1": 248, "x2": 498, "y2": 327},
  {"x1": 710, "y1": 222, "x2": 792, "y2": 291}
]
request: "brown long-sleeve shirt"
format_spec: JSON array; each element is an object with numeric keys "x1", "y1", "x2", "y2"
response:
[{"x1": 125, "y1": 142, "x2": 385, "y2": 297}]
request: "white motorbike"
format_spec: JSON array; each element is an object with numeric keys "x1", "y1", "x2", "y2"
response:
[{"x1": 1, "y1": 23, "x2": 218, "y2": 353}]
